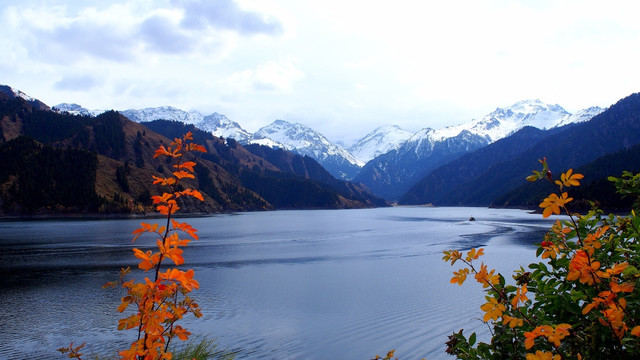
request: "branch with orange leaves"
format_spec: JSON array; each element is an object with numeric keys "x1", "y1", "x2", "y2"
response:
[
  {"x1": 443, "y1": 248, "x2": 535, "y2": 327},
  {"x1": 529, "y1": 161, "x2": 640, "y2": 339},
  {"x1": 109, "y1": 131, "x2": 207, "y2": 360},
  {"x1": 57, "y1": 342, "x2": 85, "y2": 359}
]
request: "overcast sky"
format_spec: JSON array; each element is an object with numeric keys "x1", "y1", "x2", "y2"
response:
[{"x1": 2, "y1": 0, "x2": 640, "y2": 145}]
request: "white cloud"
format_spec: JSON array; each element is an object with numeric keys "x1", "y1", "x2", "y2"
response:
[
  {"x1": 223, "y1": 57, "x2": 304, "y2": 94},
  {"x1": 175, "y1": 0, "x2": 283, "y2": 35},
  {"x1": 8, "y1": 4, "x2": 141, "y2": 63},
  {"x1": 139, "y1": 11, "x2": 194, "y2": 54},
  {"x1": 1, "y1": 0, "x2": 284, "y2": 65},
  {"x1": 54, "y1": 74, "x2": 100, "y2": 91},
  {"x1": 2, "y1": 0, "x2": 640, "y2": 144}
]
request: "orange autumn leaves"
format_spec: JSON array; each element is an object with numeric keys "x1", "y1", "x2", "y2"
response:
[
  {"x1": 443, "y1": 249, "x2": 500, "y2": 289},
  {"x1": 539, "y1": 192, "x2": 573, "y2": 218},
  {"x1": 62, "y1": 132, "x2": 207, "y2": 360},
  {"x1": 132, "y1": 220, "x2": 197, "y2": 270},
  {"x1": 526, "y1": 159, "x2": 583, "y2": 218},
  {"x1": 538, "y1": 168, "x2": 583, "y2": 218},
  {"x1": 115, "y1": 132, "x2": 206, "y2": 360},
  {"x1": 446, "y1": 245, "x2": 594, "y2": 359},
  {"x1": 443, "y1": 247, "x2": 527, "y2": 325},
  {"x1": 524, "y1": 324, "x2": 571, "y2": 349}
]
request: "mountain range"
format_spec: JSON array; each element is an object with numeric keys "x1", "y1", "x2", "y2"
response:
[
  {"x1": 53, "y1": 99, "x2": 604, "y2": 200},
  {"x1": 400, "y1": 93, "x2": 640, "y2": 208},
  {"x1": 354, "y1": 100, "x2": 604, "y2": 199},
  {"x1": 6, "y1": 83, "x2": 640, "y2": 213}
]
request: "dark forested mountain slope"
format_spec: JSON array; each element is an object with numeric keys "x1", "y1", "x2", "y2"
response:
[
  {"x1": 353, "y1": 130, "x2": 489, "y2": 200},
  {"x1": 242, "y1": 143, "x2": 388, "y2": 207},
  {"x1": 144, "y1": 120, "x2": 387, "y2": 209},
  {"x1": 494, "y1": 143, "x2": 640, "y2": 211},
  {"x1": 0, "y1": 136, "x2": 99, "y2": 213},
  {"x1": 0, "y1": 95, "x2": 252, "y2": 214},
  {"x1": 399, "y1": 126, "x2": 568, "y2": 205},
  {"x1": 0, "y1": 94, "x2": 384, "y2": 216}
]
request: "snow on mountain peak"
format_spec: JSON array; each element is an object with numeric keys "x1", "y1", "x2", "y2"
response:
[
  {"x1": 0, "y1": 85, "x2": 37, "y2": 103},
  {"x1": 254, "y1": 120, "x2": 332, "y2": 151},
  {"x1": 389, "y1": 99, "x2": 604, "y2": 164},
  {"x1": 10, "y1": 87, "x2": 34, "y2": 102},
  {"x1": 556, "y1": 106, "x2": 605, "y2": 127},
  {"x1": 53, "y1": 103, "x2": 103, "y2": 117},
  {"x1": 348, "y1": 125, "x2": 413, "y2": 163},
  {"x1": 54, "y1": 103, "x2": 85, "y2": 112},
  {"x1": 1, "y1": 85, "x2": 50, "y2": 110},
  {"x1": 507, "y1": 99, "x2": 562, "y2": 114},
  {"x1": 253, "y1": 119, "x2": 363, "y2": 167},
  {"x1": 118, "y1": 107, "x2": 252, "y2": 142},
  {"x1": 120, "y1": 106, "x2": 204, "y2": 124},
  {"x1": 428, "y1": 100, "x2": 577, "y2": 143},
  {"x1": 198, "y1": 112, "x2": 252, "y2": 142}
]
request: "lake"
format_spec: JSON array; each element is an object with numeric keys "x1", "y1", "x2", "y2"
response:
[{"x1": 0, "y1": 207, "x2": 555, "y2": 359}]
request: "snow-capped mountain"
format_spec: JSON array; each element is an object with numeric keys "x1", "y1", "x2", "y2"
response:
[
  {"x1": 1, "y1": 85, "x2": 49, "y2": 110},
  {"x1": 46, "y1": 97, "x2": 604, "y2": 190},
  {"x1": 119, "y1": 107, "x2": 252, "y2": 142},
  {"x1": 53, "y1": 103, "x2": 103, "y2": 117},
  {"x1": 348, "y1": 125, "x2": 413, "y2": 164},
  {"x1": 428, "y1": 99, "x2": 603, "y2": 143},
  {"x1": 52, "y1": 104, "x2": 253, "y2": 142},
  {"x1": 195, "y1": 112, "x2": 252, "y2": 143},
  {"x1": 556, "y1": 106, "x2": 605, "y2": 128},
  {"x1": 121, "y1": 106, "x2": 204, "y2": 124},
  {"x1": 62, "y1": 104, "x2": 355, "y2": 178},
  {"x1": 353, "y1": 128, "x2": 490, "y2": 199},
  {"x1": 396, "y1": 100, "x2": 604, "y2": 152},
  {"x1": 1, "y1": 85, "x2": 36, "y2": 102},
  {"x1": 252, "y1": 120, "x2": 362, "y2": 179},
  {"x1": 354, "y1": 100, "x2": 604, "y2": 200}
]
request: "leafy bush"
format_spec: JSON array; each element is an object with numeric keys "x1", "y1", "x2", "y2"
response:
[{"x1": 443, "y1": 159, "x2": 640, "y2": 359}]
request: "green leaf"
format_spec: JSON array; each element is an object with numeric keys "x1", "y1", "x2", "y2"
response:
[
  {"x1": 623, "y1": 265, "x2": 639, "y2": 278},
  {"x1": 499, "y1": 274, "x2": 506, "y2": 288},
  {"x1": 570, "y1": 290, "x2": 586, "y2": 302},
  {"x1": 469, "y1": 332, "x2": 477, "y2": 346},
  {"x1": 563, "y1": 296, "x2": 582, "y2": 314},
  {"x1": 538, "y1": 262, "x2": 548, "y2": 273}
]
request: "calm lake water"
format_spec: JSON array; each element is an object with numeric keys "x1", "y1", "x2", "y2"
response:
[{"x1": 0, "y1": 207, "x2": 555, "y2": 360}]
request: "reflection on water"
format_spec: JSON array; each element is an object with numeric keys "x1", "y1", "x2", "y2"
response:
[{"x1": 0, "y1": 207, "x2": 554, "y2": 359}]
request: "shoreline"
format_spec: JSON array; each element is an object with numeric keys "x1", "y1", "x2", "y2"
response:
[{"x1": 0, "y1": 212, "x2": 219, "y2": 221}]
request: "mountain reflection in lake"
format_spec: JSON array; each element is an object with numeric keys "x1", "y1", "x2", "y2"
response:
[{"x1": 0, "y1": 207, "x2": 554, "y2": 359}]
